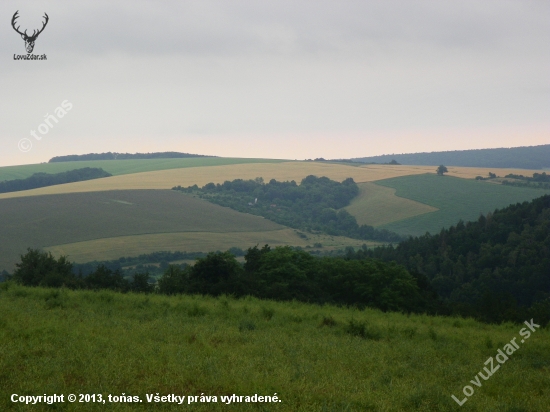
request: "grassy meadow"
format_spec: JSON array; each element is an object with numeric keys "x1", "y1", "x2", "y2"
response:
[
  {"x1": 45, "y1": 230, "x2": 376, "y2": 264},
  {"x1": 377, "y1": 174, "x2": 550, "y2": 237},
  {"x1": 0, "y1": 158, "x2": 286, "y2": 182},
  {"x1": 0, "y1": 283, "x2": 548, "y2": 411},
  {"x1": 0, "y1": 190, "x2": 282, "y2": 272},
  {"x1": 344, "y1": 182, "x2": 438, "y2": 227}
]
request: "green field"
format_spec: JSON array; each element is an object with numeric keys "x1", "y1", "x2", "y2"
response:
[
  {"x1": 0, "y1": 158, "x2": 286, "y2": 182},
  {"x1": 344, "y1": 182, "x2": 438, "y2": 227},
  {"x1": 0, "y1": 190, "x2": 283, "y2": 272},
  {"x1": 0, "y1": 284, "x2": 548, "y2": 411},
  {"x1": 376, "y1": 174, "x2": 550, "y2": 236}
]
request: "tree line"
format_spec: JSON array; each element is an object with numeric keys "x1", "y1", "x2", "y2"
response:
[
  {"x1": 501, "y1": 172, "x2": 550, "y2": 189},
  {"x1": 0, "y1": 168, "x2": 112, "y2": 194},
  {"x1": 173, "y1": 176, "x2": 403, "y2": 242},
  {"x1": 49, "y1": 152, "x2": 213, "y2": 162},
  {"x1": 9, "y1": 246, "x2": 437, "y2": 314}
]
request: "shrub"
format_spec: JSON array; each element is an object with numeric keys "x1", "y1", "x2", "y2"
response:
[{"x1": 345, "y1": 319, "x2": 381, "y2": 340}]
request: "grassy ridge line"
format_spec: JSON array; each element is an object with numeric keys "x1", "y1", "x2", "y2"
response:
[
  {"x1": 44, "y1": 230, "x2": 375, "y2": 263},
  {"x1": 344, "y1": 182, "x2": 438, "y2": 227},
  {"x1": 0, "y1": 157, "x2": 286, "y2": 182},
  {"x1": 1, "y1": 284, "x2": 548, "y2": 411},
  {"x1": 377, "y1": 174, "x2": 550, "y2": 237}
]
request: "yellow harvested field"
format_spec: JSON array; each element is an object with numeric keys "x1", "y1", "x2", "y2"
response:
[
  {"x1": 345, "y1": 182, "x2": 438, "y2": 227},
  {"x1": 0, "y1": 162, "x2": 542, "y2": 199},
  {"x1": 45, "y1": 229, "x2": 377, "y2": 263}
]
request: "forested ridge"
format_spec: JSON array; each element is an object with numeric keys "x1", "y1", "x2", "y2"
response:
[
  {"x1": 350, "y1": 194, "x2": 550, "y2": 324},
  {"x1": 350, "y1": 144, "x2": 550, "y2": 169},
  {"x1": 173, "y1": 176, "x2": 402, "y2": 242},
  {"x1": 0, "y1": 167, "x2": 111, "y2": 193}
]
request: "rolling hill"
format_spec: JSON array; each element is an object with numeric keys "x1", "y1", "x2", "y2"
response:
[
  {"x1": 2, "y1": 156, "x2": 549, "y2": 270},
  {"x1": 0, "y1": 161, "x2": 542, "y2": 200}
]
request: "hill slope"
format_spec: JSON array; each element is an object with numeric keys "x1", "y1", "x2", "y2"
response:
[{"x1": 351, "y1": 144, "x2": 550, "y2": 169}]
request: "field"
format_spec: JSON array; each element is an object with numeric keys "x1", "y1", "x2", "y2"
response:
[
  {"x1": 45, "y1": 230, "x2": 374, "y2": 263},
  {"x1": 0, "y1": 157, "x2": 285, "y2": 182},
  {"x1": 0, "y1": 162, "x2": 542, "y2": 200},
  {"x1": 0, "y1": 284, "x2": 548, "y2": 411},
  {"x1": 376, "y1": 174, "x2": 550, "y2": 236},
  {"x1": 2, "y1": 159, "x2": 548, "y2": 270},
  {"x1": 344, "y1": 182, "x2": 438, "y2": 227},
  {"x1": 0, "y1": 190, "x2": 283, "y2": 272}
]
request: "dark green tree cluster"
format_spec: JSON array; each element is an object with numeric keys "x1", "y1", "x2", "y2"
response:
[
  {"x1": 12, "y1": 249, "x2": 153, "y2": 293},
  {"x1": 49, "y1": 152, "x2": 211, "y2": 162},
  {"x1": 157, "y1": 245, "x2": 436, "y2": 313},
  {"x1": 173, "y1": 176, "x2": 402, "y2": 242},
  {"x1": 10, "y1": 247, "x2": 437, "y2": 314},
  {"x1": 349, "y1": 195, "x2": 550, "y2": 325},
  {"x1": 0, "y1": 168, "x2": 111, "y2": 194},
  {"x1": 502, "y1": 172, "x2": 550, "y2": 189}
]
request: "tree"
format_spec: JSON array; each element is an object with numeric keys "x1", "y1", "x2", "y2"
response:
[
  {"x1": 436, "y1": 165, "x2": 448, "y2": 175},
  {"x1": 188, "y1": 251, "x2": 243, "y2": 295},
  {"x1": 13, "y1": 248, "x2": 76, "y2": 288}
]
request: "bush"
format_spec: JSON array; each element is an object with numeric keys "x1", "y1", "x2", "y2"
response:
[{"x1": 345, "y1": 319, "x2": 381, "y2": 340}]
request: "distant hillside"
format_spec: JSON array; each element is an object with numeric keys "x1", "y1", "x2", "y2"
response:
[
  {"x1": 49, "y1": 151, "x2": 214, "y2": 163},
  {"x1": 350, "y1": 144, "x2": 550, "y2": 169}
]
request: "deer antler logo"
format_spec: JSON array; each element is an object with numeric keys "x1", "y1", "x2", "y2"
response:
[{"x1": 11, "y1": 11, "x2": 49, "y2": 54}]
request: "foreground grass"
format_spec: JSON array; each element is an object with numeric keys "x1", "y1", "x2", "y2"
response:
[{"x1": 1, "y1": 284, "x2": 548, "y2": 411}]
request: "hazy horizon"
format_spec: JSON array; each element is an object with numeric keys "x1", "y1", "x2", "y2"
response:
[{"x1": 1, "y1": 0, "x2": 548, "y2": 167}]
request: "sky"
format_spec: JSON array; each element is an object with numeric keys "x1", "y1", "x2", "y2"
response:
[{"x1": 0, "y1": 0, "x2": 548, "y2": 166}]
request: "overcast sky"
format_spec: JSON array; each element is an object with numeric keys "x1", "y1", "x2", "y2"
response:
[{"x1": 1, "y1": 0, "x2": 548, "y2": 166}]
